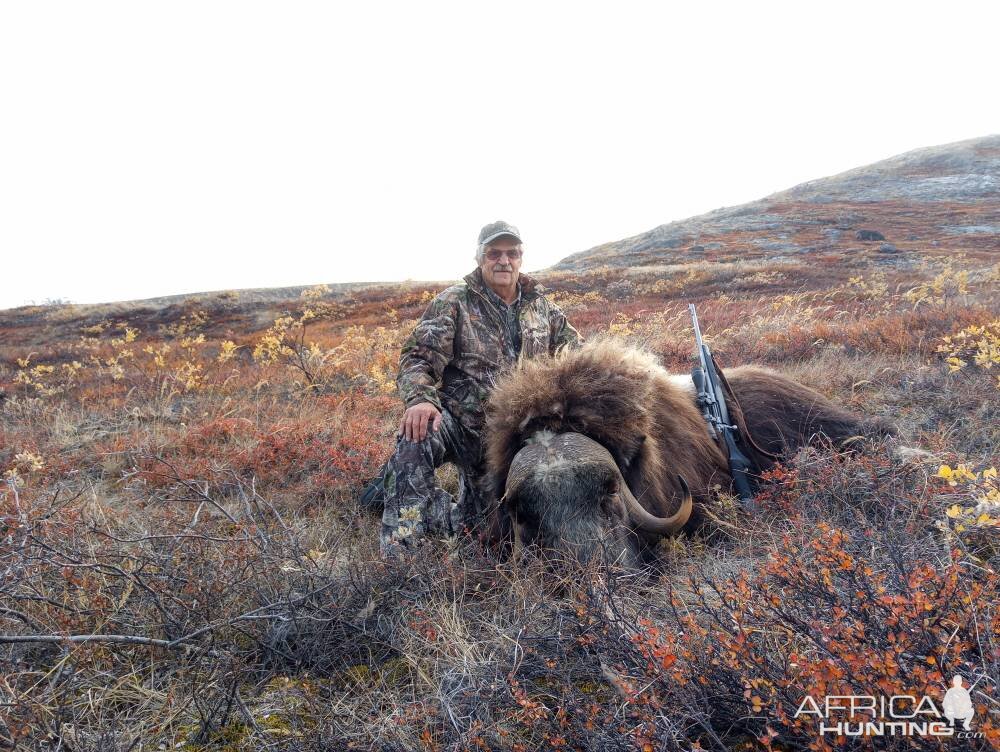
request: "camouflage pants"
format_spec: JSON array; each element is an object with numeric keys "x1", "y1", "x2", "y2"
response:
[{"x1": 380, "y1": 409, "x2": 491, "y2": 555}]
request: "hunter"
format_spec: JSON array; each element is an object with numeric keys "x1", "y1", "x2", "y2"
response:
[{"x1": 363, "y1": 220, "x2": 581, "y2": 555}]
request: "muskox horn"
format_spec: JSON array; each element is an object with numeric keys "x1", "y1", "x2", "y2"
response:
[
  {"x1": 621, "y1": 473, "x2": 693, "y2": 536},
  {"x1": 503, "y1": 442, "x2": 545, "y2": 501}
]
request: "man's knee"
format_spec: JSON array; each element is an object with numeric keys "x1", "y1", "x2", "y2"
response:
[
  {"x1": 393, "y1": 435, "x2": 429, "y2": 462},
  {"x1": 388, "y1": 430, "x2": 443, "y2": 468}
]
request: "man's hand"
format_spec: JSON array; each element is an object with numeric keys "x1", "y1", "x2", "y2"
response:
[{"x1": 399, "y1": 402, "x2": 442, "y2": 442}]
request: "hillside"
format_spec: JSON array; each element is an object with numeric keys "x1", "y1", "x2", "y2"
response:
[{"x1": 554, "y1": 134, "x2": 1000, "y2": 271}]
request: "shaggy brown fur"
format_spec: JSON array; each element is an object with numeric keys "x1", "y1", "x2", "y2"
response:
[{"x1": 485, "y1": 340, "x2": 895, "y2": 540}]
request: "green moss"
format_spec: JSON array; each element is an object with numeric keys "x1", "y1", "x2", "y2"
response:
[
  {"x1": 259, "y1": 714, "x2": 293, "y2": 732},
  {"x1": 341, "y1": 663, "x2": 372, "y2": 685},
  {"x1": 179, "y1": 721, "x2": 248, "y2": 751},
  {"x1": 337, "y1": 657, "x2": 410, "y2": 688},
  {"x1": 574, "y1": 680, "x2": 608, "y2": 695}
]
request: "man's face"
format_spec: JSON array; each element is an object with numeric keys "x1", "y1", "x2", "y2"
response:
[{"x1": 479, "y1": 236, "x2": 523, "y2": 292}]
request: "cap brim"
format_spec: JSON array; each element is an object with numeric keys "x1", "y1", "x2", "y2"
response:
[{"x1": 480, "y1": 231, "x2": 522, "y2": 246}]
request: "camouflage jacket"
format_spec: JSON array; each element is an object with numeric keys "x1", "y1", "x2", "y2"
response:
[{"x1": 397, "y1": 269, "x2": 581, "y2": 433}]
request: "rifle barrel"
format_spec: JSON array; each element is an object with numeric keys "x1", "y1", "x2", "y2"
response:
[{"x1": 688, "y1": 304, "x2": 705, "y2": 351}]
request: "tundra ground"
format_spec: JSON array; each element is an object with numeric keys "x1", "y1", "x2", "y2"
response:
[{"x1": 1, "y1": 251, "x2": 998, "y2": 750}]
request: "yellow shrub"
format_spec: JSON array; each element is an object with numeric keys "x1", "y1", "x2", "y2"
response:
[{"x1": 936, "y1": 320, "x2": 1000, "y2": 385}]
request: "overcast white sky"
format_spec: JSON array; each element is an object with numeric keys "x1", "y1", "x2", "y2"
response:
[{"x1": 2, "y1": 1, "x2": 998, "y2": 310}]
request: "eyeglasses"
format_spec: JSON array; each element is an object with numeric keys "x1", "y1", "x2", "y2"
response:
[{"x1": 486, "y1": 249, "x2": 522, "y2": 261}]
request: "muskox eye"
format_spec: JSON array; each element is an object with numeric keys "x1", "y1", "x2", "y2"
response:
[
  {"x1": 513, "y1": 506, "x2": 539, "y2": 533},
  {"x1": 599, "y1": 477, "x2": 621, "y2": 519}
]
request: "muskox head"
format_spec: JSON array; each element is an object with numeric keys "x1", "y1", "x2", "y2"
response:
[{"x1": 500, "y1": 429, "x2": 692, "y2": 567}]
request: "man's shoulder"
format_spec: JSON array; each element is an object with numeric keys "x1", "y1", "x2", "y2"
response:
[
  {"x1": 418, "y1": 282, "x2": 474, "y2": 319},
  {"x1": 431, "y1": 282, "x2": 472, "y2": 305},
  {"x1": 522, "y1": 280, "x2": 559, "y2": 309}
]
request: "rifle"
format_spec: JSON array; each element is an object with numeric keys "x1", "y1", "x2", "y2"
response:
[{"x1": 688, "y1": 304, "x2": 757, "y2": 510}]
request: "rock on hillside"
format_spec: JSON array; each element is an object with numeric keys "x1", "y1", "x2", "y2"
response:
[{"x1": 554, "y1": 135, "x2": 1000, "y2": 271}]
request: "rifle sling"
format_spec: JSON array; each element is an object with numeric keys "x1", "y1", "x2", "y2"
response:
[{"x1": 710, "y1": 353, "x2": 781, "y2": 467}]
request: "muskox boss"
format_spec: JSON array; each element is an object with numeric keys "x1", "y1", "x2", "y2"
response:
[{"x1": 484, "y1": 340, "x2": 894, "y2": 565}]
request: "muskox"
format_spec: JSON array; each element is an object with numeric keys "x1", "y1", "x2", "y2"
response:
[{"x1": 484, "y1": 340, "x2": 895, "y2": 565}]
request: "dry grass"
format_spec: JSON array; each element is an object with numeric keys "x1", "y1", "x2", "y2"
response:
[{"x1": 1, "y1": 250, "x2": 999, "y2": 750}]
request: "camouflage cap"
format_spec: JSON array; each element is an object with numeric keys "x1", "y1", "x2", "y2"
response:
[{"x1": 478, "y1": 220, "x2": 522, "y2": 246}]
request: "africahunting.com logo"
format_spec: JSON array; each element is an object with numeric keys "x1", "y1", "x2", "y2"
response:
[{"x1": 794, "y1": 675, "x2": 986, "y2": 740}]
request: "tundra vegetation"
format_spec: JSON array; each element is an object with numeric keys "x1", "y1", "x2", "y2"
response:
[{"x1": 1, "y1": 251, "x2": 999, "y2": 751}]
